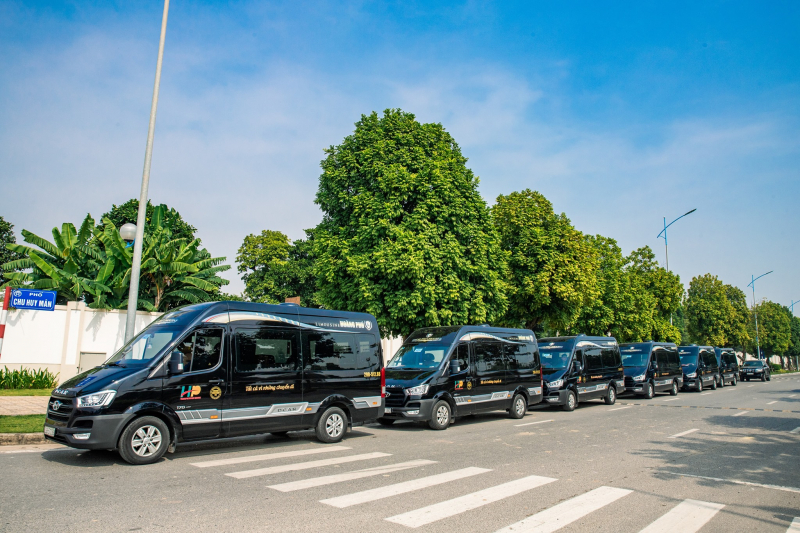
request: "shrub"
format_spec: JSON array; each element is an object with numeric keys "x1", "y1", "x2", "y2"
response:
[
  {"x1": 0, "y1": 367, "x2": 59, "y2": 389},
  {"x1": 769, "y1": 363, "x2": 781, "y2": 372}
]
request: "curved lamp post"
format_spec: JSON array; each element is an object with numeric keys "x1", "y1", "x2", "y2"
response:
[
  {"x1": 747, "y1": 270, "x2": 773, "y2": 359},
  {"x1": 657, "y1": 208, "x2": 696, "y2": 325}
]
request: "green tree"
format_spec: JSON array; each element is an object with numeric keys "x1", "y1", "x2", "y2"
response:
[
  {"x1": 746, "y1": 300, "x2": 791, "y2": 359},
  {"x1": 724, "y1": 284, "x2": 750, "y2": 354},
  {"x1": 786, "y1": 313, "x2": 800, "y2": 370},
  {"x1": 686, "y1": 274, "x2": 733, "y2": 346},
  {"x1": 493, "y1": 190, "x2": 598, "y2": 331},
  {"x1": 627, "y1": 246, "x2": 682, "y2": 342},
  {"x1": 0, "y1": 216, "x2": 23, "y2": 284},
  {"x1": 314, "y1": 109, "x2": 508, "y2": 337},
  {"x1": 236, "y1": 229, "x2": 318, "y2": 306},
  {"x1": 101, "y1": 199, "x2": 197, "y2": 242}
]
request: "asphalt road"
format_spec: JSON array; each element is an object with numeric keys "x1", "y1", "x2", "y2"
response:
[{"x1": 1, "y1": 375, "x2": 799, "y2": 533}]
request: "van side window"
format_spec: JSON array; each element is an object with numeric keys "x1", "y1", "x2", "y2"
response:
[
  {"x1": 702, "y1": 350, "x2": 716, "y2": 367},
  {"x1": 175, "y1": 328, "x2": 223, "y2": 373},
  {"x1": 584, "y1": 346, "x2": 603, "y2": 371},
  {"x1": 306, "y1": 331, "x2": 366, "y2": 371},
  {"x1": 356, "y1": 334, "x2": 380, "y2": 369},
  {"x1": 234, "y1": 328, "x2": 298, "y2": 372},
  {"x1": 504, "y1": 342, "x2": 535, "y2": 370},
  {"x1": 454, "y1": 343, "x2": 470, "y2": 370},
  {"x1": 668, "y1": 350, "x2": 680, "y2": 368},
  {"x1": 656, "y1": 350, "x2": 669, "y2": 368},
  {"x1": 475, "y1": 341, "x2": 504, "y2": 372},
  {"x1": 601, "y1": 346, "x2": 619, "y2": 368}
]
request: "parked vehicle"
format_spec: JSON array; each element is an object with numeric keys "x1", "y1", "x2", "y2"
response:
[
  {"x1": 44, "y1": 302, "x2": 385, "y2": 465},
  {"x1": 715, "y1": 347, "x2": 739, "y2": 386},
  {"x1": 539, "y1": 335, "x2": 624, "y2": 411},
  {"x1": 679, "y1": 345, "x2": 719, "y2": 391},
  {"x1": 740, "y1": 359, "x2": 771, "y2": 382},
  {"x1": 620, "y1": 342, "x2": 682, "y2": 398},
  {"x1": 380, "y1": 326, "x2": 542, "y2": 429}
]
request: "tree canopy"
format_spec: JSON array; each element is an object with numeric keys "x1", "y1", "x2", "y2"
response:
[
  {"x1": 746, "y1": 300, "x2": 791, "y2": 357},
  {"x1": 493, "y1": 190, "x2": 598, "y2": 332},
  {"x1": 101, "y1": 199, "x2": 197, "y2": 242},
  {"x1": 313, "y1": 109, "x2": 508, "y2": 337},
  {"x1": 686, "y1": 274, "x2": 734, "y2": 346},
  {"x1": 0, "y1": 216, "x2": 24, "y2": 284}
]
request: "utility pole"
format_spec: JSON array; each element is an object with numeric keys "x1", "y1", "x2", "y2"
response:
[
  {"x1": 657, "y1": 209, "x2": 696, "y2": 325},
  {"x1": 747, "y1": 271, "x2": 773, "y2": 359},
  {"x1": 125, "y1": 0, "x2": 170, "y2": 342}
]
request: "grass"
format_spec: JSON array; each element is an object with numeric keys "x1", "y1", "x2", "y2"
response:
[
  {"x1": 0, "y1": 389, "x2": 53, "y2": 396},
  {"x1": 0, "y1": 415, "x2": 46, "y2": 433}
]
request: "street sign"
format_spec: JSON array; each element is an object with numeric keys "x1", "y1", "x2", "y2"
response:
[{"x1": 9, "y1": 289, "x2": 57, "y2": 311}]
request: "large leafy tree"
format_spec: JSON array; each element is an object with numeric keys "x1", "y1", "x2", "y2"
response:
[
  {"x1": 237, "y1": 229, "x2": 318, "y2": 306},
  {"x1": 627, "y1": 246, "x2": 683, "y2": 342},
  {"x1": 724, "y1": 284, "x2": 750, "y2": 352},
  {"x1": 101, "y1": 199, "x2": 196, "y2": 242},
  {"x1": 786, "y1": 313, "x2": 800, "y2": 370},
  {"x1": 493, "y1": 190, "x2": 597, "y2": 332},
  {"x1": 746, "y1": 300, "x2": 791, "y2": 358},
  {"x1": 0, "y1": 216, "x2": 23, "y2": 284},
  {"x1": 686, "y1": 274, "x2": 733, "y2": 346},
  {"x1": 314, "y1": 109, "x2": 508, "y2": 337}
]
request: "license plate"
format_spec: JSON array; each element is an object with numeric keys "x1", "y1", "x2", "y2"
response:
[
  {"x1": 384, "y1": 408, "x2": 392, "y2": 414},
  {"x1": 44, "y1": 426, "x2": 55, "y2": 437}
]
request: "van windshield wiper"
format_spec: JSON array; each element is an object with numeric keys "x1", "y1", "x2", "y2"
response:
[{"x1": 106, "y1": 361, "x2": 126, "y2": 367}]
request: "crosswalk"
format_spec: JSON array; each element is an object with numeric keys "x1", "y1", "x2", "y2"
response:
[{"x1": 185, "y1": 444, "x2": 793, "y2": 531}]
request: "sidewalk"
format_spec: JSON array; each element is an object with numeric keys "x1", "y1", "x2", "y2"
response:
[{"x1": 0, "y1": 396, "x2": 49, "y2": 416}]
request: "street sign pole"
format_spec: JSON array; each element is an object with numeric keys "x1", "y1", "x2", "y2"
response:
[{"x1": 0, "y1": 288, "x2": 10, "y2": 359}]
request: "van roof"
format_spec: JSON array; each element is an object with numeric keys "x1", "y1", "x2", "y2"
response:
[
  {"x1": 539, "y1": 335, "x2": 617, "y2": 343},
  {"x1": 620, "y1": 341, "x2": 677, "y2": 348}
]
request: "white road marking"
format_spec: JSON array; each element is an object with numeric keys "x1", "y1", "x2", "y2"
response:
[
  {"x1": 767, "y1": 401, "x2": 778, "y2": 405},
  {"x1": 790, "y1": 427, "x2": 800, "y2": 434},
  {"x1": 662, "y1": 398, "x2": 680, "y2": 402},
  {"x1": 669, "y1": 429, "x2": 699, "y2": 439},
  {"x1": 747, "y1": 385, "x2": 755, "y2": 388},
  {"x1": 666, "y1": 472, "x2": 800, "y2": 494},
  {"x1": 788, "y1": 394, "x2": 797, "y2": 398},
  {"x1": 226, "y1": 452, "x2": 390, "y2": 479},
  {"x1": 322, "y1": 467, "x2": 491, "y2": 508},
  {"x1": 787, "y1": 517, "x2": 800, "y2": 532},
  {"x1": 386, "y1": 474, "x2": 557, "y2": 528},
  {"x1": 732, "y1": 411, "x2": 748, "y2": 417},
  {"x1": 639, "y1": 499, "x2": 725, "y2": 533},
  {"x1": 268, "y1": 459, "x2": 436, "y2": 492},
  {"x1": 191, "y1": 445, "x2": 351, "y2": 468},
  {"x1": 515, "y1": 419, "x2": 554, "y2": 427},
  {"x1": 493, "y1": 485, "x2": 633, "y2": 533},
  {"x1": 700, "y1": 392, "x2": 712, "y2": 396},
  {"x1": 609, "y1": 406, "x2": 633, "y2": 411}
]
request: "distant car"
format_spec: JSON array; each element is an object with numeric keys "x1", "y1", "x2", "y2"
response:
[
  {"x1": 714, "y1": 347, "x2": 739, "y2": 386},
  {"x1": 740, "y1": 360, "x2": 771, "y2": 382}
]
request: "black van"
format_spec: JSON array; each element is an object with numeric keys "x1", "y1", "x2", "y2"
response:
[
  {"x1": 539, "y1": 335, "x2": 624, "y2": 411},
  {"x1": 714, "y1": 347, "x2": 739, "y2": 386},
  {"x1": 380, "y1": 326, "x2": 542, "y2": 430},
  {"x1": 43, "y1": 302, "x2": 385, "y2": 464},
  {"x1": 679, "y1": 345, "x2": 719, "y2": 391},
  {"x1": 620, "y1": 342, "x2": 682, "y2": 398}
]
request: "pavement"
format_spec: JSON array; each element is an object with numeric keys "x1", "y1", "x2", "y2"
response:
[
  {"x1": 0, "y1": 374, "x2": 798, "y2": 532},
  {"x1": 0, "y1": 396, "x2": 48, "y2": 416}
]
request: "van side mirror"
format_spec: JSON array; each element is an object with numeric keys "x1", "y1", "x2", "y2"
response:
[
  {"x1": 450, "y1": 360, "x2": 461, "y2": 374},
  {"x1": 573, "y1": 361, "x2": 583, "y2": 374},
  {"x1": 650, "y1": 360, "x2": 658, "y2": 370},
  {"x1": 170, "y1": 351, "x2": 185, "y2": 375}
]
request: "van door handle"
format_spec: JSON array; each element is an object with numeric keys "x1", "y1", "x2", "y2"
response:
[{"x1": 208, "y1": 379, "x2": 225, "y2": 384}]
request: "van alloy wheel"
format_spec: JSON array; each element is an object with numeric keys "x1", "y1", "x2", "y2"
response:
[
  {"x1": 732, "y1": 375, "x2": 737, "y2": 386},
  {"x1": 562, "y1": 390, "x2": 577, "y2": 412},
  {"x1": 428, "y1": 400, "x2": 451, "y2": 430},
  {"x1": 697, "y1": 379, "x2": 703, "y2": 392},
  {"x1": 644, "y1": 383, "x2": 654, "y2": 399},
  {"x1": 604, "y1": 385, "x2": 616, "y2": 405},
  {"x1": 326, "y1": 413, "x2": 344, "y2": 438},
  {"x1": 670, "y1": 381, "x2": 679, "y2": 396},
  {"x1": 315, "y1": 407, "x2": 348, "y2": 443},
  {"x1": 509, "y1": 394, "x2": 526, "y2": 419},
  {"x1": 132, "y1": 425, "x2": 162, "y2": 457},
  {"x1": 118, "y1": 416, "x2": 170, "y2": 465}
]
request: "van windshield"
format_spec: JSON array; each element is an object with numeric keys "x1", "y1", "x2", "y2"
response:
[
  {"x1": 539, "y1": 339, "x2": 576, "y2": 369},
  {"x1": 620, "y1": 345, "x2": 650, "y2": 367},
  {"x1": 679, "y1": 348, "x2": 699, "y2": 371},
  {"x1": 105, "y1": 326, "x2": 183, "y2": 367},
  {"x1": 743, "y1": 360, "x2": 764, "y2": 367},
  {"x1": 387, "y1": 343, "x2": 450, "y2": 369}
]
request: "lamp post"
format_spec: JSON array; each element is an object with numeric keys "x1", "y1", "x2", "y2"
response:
[
  {"x1": 120, "y1": 223, "x2": 137, "y2": 248},
  {"x1": 747, "y1": 270, "x2": 773, "y2": 359},
  {"x1": 125, "y1": 0, "x2": 170, "y2": 343},
  {"x1": 657, "y1": 208, "x2": 696, "y2": 325}
]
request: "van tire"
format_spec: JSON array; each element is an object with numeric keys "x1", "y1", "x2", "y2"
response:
[
  {"x1": 732, "y1": 375, "x2": 737, "y2": 386},
  {"x1": 562, "y1": 390, "x2": 577, "y2": 411},
  {"x1": 428, "y1": 401, "x2": 451, "y2": 430},
  {"x1": 509, "y1": 394, "x2": 527, "y2": 419},
  {"x1": 710, "y1": 376, "x2": 717, "y2": 390},
  {"x1": 669, "y1": 381, "x2": 679, "y2": 396},
  {"x1": 603, "y1": 385, "x2": 617, "y2": 405},
  {"x1": 643, "y1": 382, "x2": 654, "y2": 399},
  {"x1": 118, "y1": 416, "x2": 169, "y2": 465},
  {"x1": 697, "y1": 379, "x2": 703, "y2": 392},
  {"x1": 376, "y1": 418, "x2": 395, "y2": 426},
  {"x1": 315, "y1": 407, "x2": 347, "y2": 443}
]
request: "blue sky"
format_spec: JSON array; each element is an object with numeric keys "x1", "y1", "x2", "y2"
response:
[{"x1": 1, "y1": 1, "x2": 798, "y2": 309}]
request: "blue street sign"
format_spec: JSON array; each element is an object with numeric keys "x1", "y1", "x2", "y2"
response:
[{"x1": 10, "y1": 289, "x2": 57, "y2": 311}]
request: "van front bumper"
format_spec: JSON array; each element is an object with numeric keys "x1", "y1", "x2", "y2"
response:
[
  {"x1": 682, "y1": 379, "x2": 701, "y2": 390},
  {"x1": 44, "y1": 413, "x2": 132, "y2": 450},
  {"x1": 543, "y1": 389, "x2": 569, "y2": 406},
  {"x1": 380, "y1": 399, "x2": 435, "y2": 421}
]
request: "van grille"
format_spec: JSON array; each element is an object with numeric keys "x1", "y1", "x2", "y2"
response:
[
  {"x1": 47, "y1": 397, "x2": 74, "y2": 421},
  {"x1": 385, "y1": 387, "x2": 405, "y2": 407}
]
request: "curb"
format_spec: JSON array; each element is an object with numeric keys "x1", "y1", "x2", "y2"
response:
[{"x1": 0, "y1": 433, "x2": 47, "y2": 446}]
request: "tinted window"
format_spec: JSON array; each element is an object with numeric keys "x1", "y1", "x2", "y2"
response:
[
  {"x1": 668, "y1": 351, "x2": 680, "y2": 368},
  {"x1": 656, "y1": 350, "x2": 669, "y2": 368},
  {"x1": 702, "y1": 350, "x2": 717, "y2": 367},
  {"x1": 357, "y1": 333, "x2": 380, "y2": 369},
  {"x1": 584, "y1": 346, "x2": 603, "y2": 371},
  {"x1": 475, "y1": 341, "x2": 504, "y2": 372},
  {"x1": 235, "y1": 328, "x2": 298, "y2": 372},
  {"x1": 306, "y1": 331, "x2": 369, "y2": 371},
  {"x1": 453, "y1": 343, "x2": 470, "y2": 370},
  {"x1": 176, "y1": 328, "x2": 223, "y2": 373},
  {"x1": 505, "y1": 342, "x2": 536, "y2": 370},
  {"x1": 601, "y1": 346, "x2": 620, "y2": 368}
]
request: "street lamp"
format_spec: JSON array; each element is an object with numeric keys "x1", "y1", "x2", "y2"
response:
[
  {"x1": 747, "y1": 270, "x2": 773, "y2": 359},
  {"x1": 657, "y1": 208, "x2": 696, "y2": 325},
  {"x1": 125, "y1": 0, "x2": 170, "y2": 343},
  {"x1": 120, "y1": 223, "x2": 137, "y2": 248}
]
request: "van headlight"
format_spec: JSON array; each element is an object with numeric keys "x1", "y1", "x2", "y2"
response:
[
  {"x1": 548, "y1": 379, "x2": 564, "y2": 389},
  {"x1": 76, "y1": 390, "x2": 116, "y2": 408},
  {"x1": 633, "y1": 374, "x2": 646, "y2": 382},
  {"x1": 405, "y1": 384, "x2": 429, "y2": 396},
  {"x1": 685, "y1": 372, "x2": 697, "y2": 378}
]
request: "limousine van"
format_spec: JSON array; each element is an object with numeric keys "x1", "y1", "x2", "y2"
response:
[
  {"x1": 539, "y1": 335, "x2": 624, "y2": 411},
  {"x1": 679, "y1": 345, "x2": 719, "y2": 391},
  {"x1": 380, "y1": 326, "x2": 542, "y2": 429},
  {"x1": 44, "y1": 302, "x2": 385, "y2": 464},
  {"x1": 620, "y1": 342, "x2": 682, "y2": 398}
]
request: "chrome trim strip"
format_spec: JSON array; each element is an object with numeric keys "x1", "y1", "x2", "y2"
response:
[{"x1": 353, "y1": 396, "x2": 382, "y2": 409}]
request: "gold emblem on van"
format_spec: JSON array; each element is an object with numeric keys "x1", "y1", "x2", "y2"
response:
[
  {"x1": 210, "y1": 386, "x2": 222, "y2": 400},
  {"x1": 467, "y1": 381, "x2": 473, "y2": 390}
]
